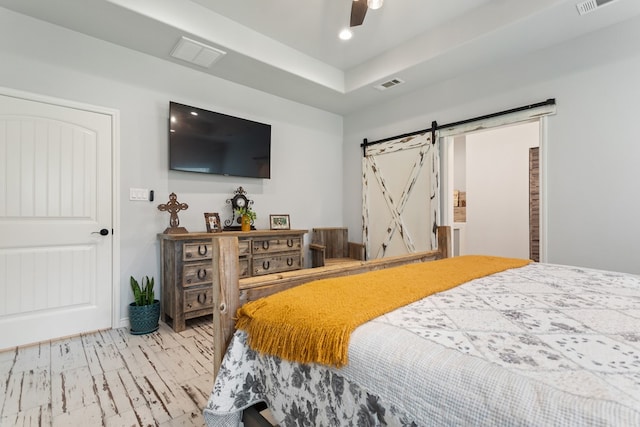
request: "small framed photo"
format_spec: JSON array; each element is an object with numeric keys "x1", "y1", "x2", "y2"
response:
[
  {"x1": 204, "y1": 212, "x2": 221, "y2": 233},
  {"x1": 269, "y1": 214, "x2": 290, "y2": 230}
]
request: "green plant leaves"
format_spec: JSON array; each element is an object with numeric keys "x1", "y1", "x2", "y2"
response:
[
  {"x1": 130, "y1": 275, "x2": 155, "y2": 306},
  {"x1": 234, "y1": 206, "x2": 257, "y2": 220}
]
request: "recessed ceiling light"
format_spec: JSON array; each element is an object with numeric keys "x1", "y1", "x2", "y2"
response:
[
  {"x1": 367, "y1": 0, "x2": 384, "y2": 10},
  {"x1": 339, "y1": 28, "x2": 353, "y2": 40}
]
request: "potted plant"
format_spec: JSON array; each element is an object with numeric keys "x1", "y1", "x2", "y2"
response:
[
  {"x1": 129, "y1": 276, "x2": 160, "y2": 335},
  {"x1": 235, "y1": 206, "x2": 256, "y2": 232}
]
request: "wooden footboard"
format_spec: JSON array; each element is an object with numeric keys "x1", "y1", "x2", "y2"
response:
[{"x1": 211, "y1": 225, "x2": 451, "y2": 375}]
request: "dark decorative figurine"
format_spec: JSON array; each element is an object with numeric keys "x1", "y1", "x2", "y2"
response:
[{"x1": 158, "y1": 193, "x2": 189, "y2": 234}]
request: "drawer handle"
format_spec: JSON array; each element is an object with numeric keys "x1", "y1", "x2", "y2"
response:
[
  {"x1": 287, "y1": 239, "x2": 294, "y2": 247},
  {"x1": 198, "y1": 245, "x2": 208, "y2": 256},
  {"x1": 286, "y1": 257, "x2": 294, "y2": 266},
  {"x1": 262, "y1": 260, "x2": 270, "y2": 270},
  {"x1": 197, "y1": 269, "x2": 207, "y2": 280},
  {"x1": 262, "y1": 241, "x2": 270, "y2": 250},
  {"x1": 197, "y1": 293, "x2": 207, "y2": 304}
]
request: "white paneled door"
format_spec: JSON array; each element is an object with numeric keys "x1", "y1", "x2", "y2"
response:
[{"x1": 0, "y1": 92, "x2": 113, "y2": 349}]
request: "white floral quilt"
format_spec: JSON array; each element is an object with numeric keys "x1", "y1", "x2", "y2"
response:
[{"x1": 204, "y1": 262, "x2": 640, "y2": 426}]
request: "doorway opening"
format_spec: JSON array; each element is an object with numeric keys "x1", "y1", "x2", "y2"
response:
[{"x1": 443, "y1": 119, "x2": 543, "y2": 261}]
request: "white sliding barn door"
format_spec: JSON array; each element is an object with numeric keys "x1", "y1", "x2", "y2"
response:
[
  {"x1": 363, "y1": 132, "x2": 439, "y2": 259},
  {"x1": 0, "y1": 92, "x2": 114, "y2": 349}
]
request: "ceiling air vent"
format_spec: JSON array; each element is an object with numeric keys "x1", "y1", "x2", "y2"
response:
[
  {"x1": 374, "y1": 78, "x2": 405, "y2": 91},
  {"x1": 170, "y1": 36, "x2": 226, "y2": 68},
  {"x1": 576, "y1": 0, "x2": 618, "y2": 16}
]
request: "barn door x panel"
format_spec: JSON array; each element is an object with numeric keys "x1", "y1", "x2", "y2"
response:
[{"x1": 362, "y1": 131, "x2": 439, "y2": 259}]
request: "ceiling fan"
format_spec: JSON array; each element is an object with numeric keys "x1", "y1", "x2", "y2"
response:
[{"x1": 350, "y1": 0, "x2": 384, "y2": 27}]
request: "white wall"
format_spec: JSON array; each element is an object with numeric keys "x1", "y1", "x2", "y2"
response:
[
  {"x1": 453, "y1": 136, "x2": 466, "y2": 192},
  {"x1": 344, "y1": 14, "x2": 640, "y2": 274},
  {"x1": 0, "y1": 9, "x2": 343, "y2": 325},
  {"x1": 464, "y1": 122, "x2": 538, "y2": 259}
]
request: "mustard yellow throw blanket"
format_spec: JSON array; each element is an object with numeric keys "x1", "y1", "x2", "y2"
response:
[{"x1": 236, "y1": 255, "x2": 530, "y2": 367}]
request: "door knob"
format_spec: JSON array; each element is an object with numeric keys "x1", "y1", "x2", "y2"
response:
[{"x1": 92, "y1": 228, "x2": 109, "y2": 236}]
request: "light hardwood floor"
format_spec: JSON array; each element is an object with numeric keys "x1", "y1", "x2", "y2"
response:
[{"x1": 0, "y1": 318, "x2": 215, "y2": 427}]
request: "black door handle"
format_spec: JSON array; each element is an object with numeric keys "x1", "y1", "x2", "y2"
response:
[{"x1": 92, "y1": 229, "x2": 109, "y2": 236}]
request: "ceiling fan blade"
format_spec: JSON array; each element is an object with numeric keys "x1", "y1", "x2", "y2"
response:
[{"x1": 350, "y1": 0, "x2": 368, "y2": 27}]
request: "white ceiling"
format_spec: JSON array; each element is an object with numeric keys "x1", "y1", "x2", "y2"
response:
[
  {"x1": 1, "y1": 0, "x2": 639, "y2": 115},
  {"x1": 191, "y1": 0, "x2": 494, "y2": 70}
]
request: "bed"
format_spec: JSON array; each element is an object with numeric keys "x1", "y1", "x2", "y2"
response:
[{"x1": 203, "y1": 228, "x2": 640, "y2": 426}]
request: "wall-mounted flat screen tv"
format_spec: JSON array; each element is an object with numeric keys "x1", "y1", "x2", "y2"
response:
[{"x1": 169, "y1": 101, "x2": 271, "y2": 179}]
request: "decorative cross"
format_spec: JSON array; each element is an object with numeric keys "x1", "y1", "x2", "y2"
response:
[{"x1": 158, "y1": 193, "x2": 189, "y2": 234}]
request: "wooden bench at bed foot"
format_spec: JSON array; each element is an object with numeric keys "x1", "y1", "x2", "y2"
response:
[{"x1": 309, "y1": 227, "x2": 365, "y2": 267}]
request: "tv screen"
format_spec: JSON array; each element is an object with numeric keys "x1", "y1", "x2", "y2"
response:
[{"x1": 169, "y1": 101, "x2": 271, "y2": 179}]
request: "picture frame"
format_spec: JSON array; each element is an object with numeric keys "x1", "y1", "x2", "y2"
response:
[
  {"x1": 269, "y1": 214, "x2": 290, "y2": 230},
  {"x1": 204, "y1": 212, "x2": 221, "y2": 233}
]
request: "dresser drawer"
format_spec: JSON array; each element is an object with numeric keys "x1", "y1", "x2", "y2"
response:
[
  {"x1": 184, "y1": 287, "x2": 213, "y2": 313},
  {"x1": 252, "y1": 253, "x2": 302, "y2": 276},
  {"x1": 239, "y1": 258, "x2": 250, "y2": 278},
  {"x1": 238, "y1": 240, "x2": 251, "y2": 256},
  {"x1": 252, "y1": 237, "x2": 302, "y2": 255},
  {"x1": 183, "y1": 242, "x2": 213, "y2": 261},
  {"x1": 182, "y1": 262, "x2": 213, "y2": 287}
]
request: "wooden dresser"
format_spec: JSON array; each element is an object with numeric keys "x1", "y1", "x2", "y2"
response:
[{"x1": 158, "y1": 229, "x2": 307, "y2": 332}]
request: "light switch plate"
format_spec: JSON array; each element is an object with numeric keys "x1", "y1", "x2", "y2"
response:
[{"x1": 130, "y1": 188, "x2": 149, "y2": 201}]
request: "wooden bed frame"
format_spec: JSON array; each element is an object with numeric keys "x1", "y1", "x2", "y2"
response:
[{"x1": 209, "y1": 225, "x2": 451, "y2": 375}]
